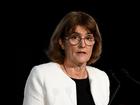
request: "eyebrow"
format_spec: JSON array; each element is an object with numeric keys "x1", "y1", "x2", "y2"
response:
[
  {"x1": 73, "y1": 32, "x2": 93, "y2": 36},
  {"x1": 73, "y1": 32, "x2": 92, "y2": 34}
]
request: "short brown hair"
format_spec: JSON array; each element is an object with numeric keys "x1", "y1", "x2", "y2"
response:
[{"x1": 47, "y1": 11, "x2": 102, "y2": 65}]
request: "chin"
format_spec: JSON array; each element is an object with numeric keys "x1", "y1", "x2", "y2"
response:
[
  {"x1": 74, "y1": 56, "x2": 90, "y2": 64},
  {"x1": 76, "y1": 59, "x2": 89, "y2": 64}
]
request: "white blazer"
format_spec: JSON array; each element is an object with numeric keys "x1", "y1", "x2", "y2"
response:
[{"x1": 23, "y1": 62, "x2": 110, "y2": 105}]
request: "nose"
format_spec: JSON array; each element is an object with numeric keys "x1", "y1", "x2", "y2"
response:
[{"x1": 79, "y1": 38, "x2": 86, "y2": 48}]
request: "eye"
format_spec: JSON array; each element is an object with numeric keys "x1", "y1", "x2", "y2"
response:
[
  {"x1": 70, "y1": 33, "x2": 80, "y2": 40},
  {"x1": 70, "y1": 35, "x2": 79, "y2": 39},
  {"x1": 86, "y1": 35, "x2": 94, "y2": 41}
]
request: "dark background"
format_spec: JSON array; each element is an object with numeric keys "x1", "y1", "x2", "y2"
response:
[{"x1": 16, "y1": 0, "x2": 140, "y2": 105}]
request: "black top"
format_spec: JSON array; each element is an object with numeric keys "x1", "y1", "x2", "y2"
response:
[{"x1": 71, "y1": 77, "x2": 95, "y2": 105}]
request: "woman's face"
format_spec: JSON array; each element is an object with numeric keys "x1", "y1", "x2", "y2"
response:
[{"x1": 63, "y1": 25, "x2": 95, "y2": 65}]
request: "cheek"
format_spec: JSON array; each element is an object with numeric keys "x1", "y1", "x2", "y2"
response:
[
  {"x1": 64, "y1": 45, "x2": 74, "y2": 56},
  {"x1": 88, "y1": 46, "x2": 94, "y2": 55}
]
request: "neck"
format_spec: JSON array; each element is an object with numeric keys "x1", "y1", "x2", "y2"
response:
[
  {"x1": 64, "y1": 59, "x2": 87, "y2": 70},
  {"x1": 62, "y1": 61, "x2": 87, "y2": 79}
]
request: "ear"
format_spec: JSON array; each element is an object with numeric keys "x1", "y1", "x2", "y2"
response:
[{"x1": 59, "y1": 39, "x2": 65, "y2": 50}]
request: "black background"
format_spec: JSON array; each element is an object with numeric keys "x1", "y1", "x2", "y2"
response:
[{"x1": 16, "y1": 0, "x2": 140, "y2": 105}]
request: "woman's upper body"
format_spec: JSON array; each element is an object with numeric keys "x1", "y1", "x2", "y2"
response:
[
  {"x1": 23, "y1": 62, "x2": 110, "y2": 105},
  {"x1": 23, "y1": 11, "x2": 110, "y2": 105}
]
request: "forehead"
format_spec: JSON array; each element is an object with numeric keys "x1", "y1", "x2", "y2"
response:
[{"x1": 74, "y1": 25, "x2": 90, "y2": 34}]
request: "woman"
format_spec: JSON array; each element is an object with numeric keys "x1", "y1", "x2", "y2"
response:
[{"x1": 23, "y1": 11, "x2": 110, "y2": 105}]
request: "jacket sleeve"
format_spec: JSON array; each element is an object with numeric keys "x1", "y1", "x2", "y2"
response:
[{"x1": 23, "y1": 66, "x2": 44, "y2": 105}]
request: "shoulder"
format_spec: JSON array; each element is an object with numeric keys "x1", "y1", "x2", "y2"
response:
[
  {"x1": 31, "y1": 62, "x2": 59, "y2": 72},
  {"x1": 28, "y1": 62, "x2": 59, "y2": 79},
  {"x1": 87, "y1": 66, "x2": 109, "y2": 80},
  {"x1": 34, "y1": 62, "x2": 59, "y2": 70},
  {"x1": 87, "y1": 66, "x2": 108, "y2": 75}
]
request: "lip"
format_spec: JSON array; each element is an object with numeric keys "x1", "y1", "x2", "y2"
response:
[{"x1": 76, "y1": 51, "x2": 87, "y2": 54}]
